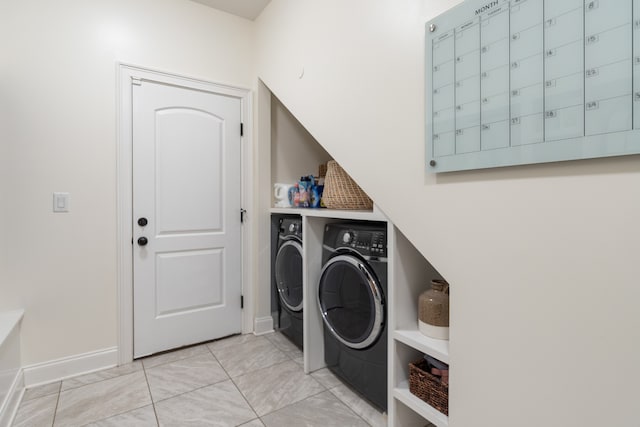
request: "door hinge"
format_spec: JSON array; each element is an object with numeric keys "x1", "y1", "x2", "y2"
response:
[
  {"x1": 240, "y1": 123, "x2": 244, "y2": 136},
  {"x1": 240, "y1": 208, "x2": 247, "y2": 223},
  {"x1": 241, "y1": 295, "x2": 244, "y2": 309},
  {"x1": 131, "y1": 77, "x2": 142, "y2": 86}
]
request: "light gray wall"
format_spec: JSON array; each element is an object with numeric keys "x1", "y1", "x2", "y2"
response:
[
  {"x1": 256, "y1": 1, "x2": 640, "y2": 426},
  {"x1": 0, "y1": 0, "x2": 255, "y2": 366},
  {"x1": 271, "y1": 95, "x2": 332, "y2": 191}
]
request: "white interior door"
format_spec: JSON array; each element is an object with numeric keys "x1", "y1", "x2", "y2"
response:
[{"x1": 133, "y1": 80, "x2": 242, "y2": 358}]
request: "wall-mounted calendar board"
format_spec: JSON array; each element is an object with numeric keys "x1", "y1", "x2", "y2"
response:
[{"x1": 426, "y1": 0, "x2": 640, "y2": 172}]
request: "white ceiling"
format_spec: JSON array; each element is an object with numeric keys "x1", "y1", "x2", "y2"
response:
[{"x1": 189, "y1": 0, "x2": 271, "y2": 20}]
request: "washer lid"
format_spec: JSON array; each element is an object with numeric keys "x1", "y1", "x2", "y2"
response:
[
  {"x1": 275, "y1": 239, "x2": 303, "y2": 312},
  {"x1": 317, "y1": 254, "x2": 384, "y2": 349}
]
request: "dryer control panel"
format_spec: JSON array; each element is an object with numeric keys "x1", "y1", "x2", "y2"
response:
[
  {"x1": 332, "y1": 227, "x2": 387, "y2": 258},
  {"x1": 279, "y1": 217, "x2": 302, "y2": 239}
]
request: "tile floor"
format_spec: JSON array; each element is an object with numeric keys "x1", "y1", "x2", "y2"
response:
[{"x1": 12, "y1": 332, "x2": 388, "y2": 427}]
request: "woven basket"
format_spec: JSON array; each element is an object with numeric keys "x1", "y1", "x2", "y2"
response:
[
  {"x1": 318, "y1": 163, "x2": 328, "y2": 178},
  {"x1": 322, "y1": 160, "x2": 373, "y2": 210},
  {"x1": 408, "y1": 359, "x2": 449, "y2": 415}
]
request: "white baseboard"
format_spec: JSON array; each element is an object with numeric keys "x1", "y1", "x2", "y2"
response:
[
  {"x1": 253, "y1": 316, "x2": 274, "y2": 335},
  {"x1": 22, "y1": 347, "x2": 118, "y2": 388},
  {"x1": 0, "y1": 369, "x2": 24, "y2": 427}
]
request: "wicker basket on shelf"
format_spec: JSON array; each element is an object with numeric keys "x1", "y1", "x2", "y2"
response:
[
  {"x1": 318, "y1": 162, "x2": 328, "y2": 178},
  {"x1": 322, "y1": 160, "x2": 373, "y2": 210},
  {"x1": 408, "y1": 359, "x2": 449, "y2": 415}
]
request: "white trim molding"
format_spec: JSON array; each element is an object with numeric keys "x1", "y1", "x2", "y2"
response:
[
  {"x1": 0, "y1": 310, "x2": 24, "y2": 426},
  {"x1": 116, "y1": 63, "x2": 255, "y2": 365},
  {"x1": 253, "y1": 316, "x2": 274, "y2": 335},
  {"x1": 22, "y1": 347, "x2": 118, "y2": 388},
  {"x1": 0, "y1": 370, "x2": 24, "y2": 427}
]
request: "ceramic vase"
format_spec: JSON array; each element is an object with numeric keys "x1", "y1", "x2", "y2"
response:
[{"x1": 418, "y1": 279, "x2": 450, "y2": 340}]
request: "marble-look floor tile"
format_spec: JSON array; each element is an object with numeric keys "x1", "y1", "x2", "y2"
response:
[
  {"x1": 233, "y1": 360, "x2": 325, "y2": 416},
  {"x1": 155, "y1": 380, "x2": 256, "y2": 426},
  {"x1": 206, "y1": 333, "x2": 259, "y2": 353},
  {"x1": 22, "y1": 381, "x2": 61, "y2": 401},
  {"x1": 211, "y1": 336, "x2": 289, "y2": 378},
  {"x1": 12, "y1": 393, "x2": 57, "y2": 427},
  {"x1": 238, "y1": 419, "x2": 265, "y2": 427},
  {"x1": 141, "y1": 343, "x2": 210, "y2": 369},
  {"x1": 54, "y1": 370, "x2": 151, "y2": 427},
  {"x1": 329, "y1": 383, "x2": 387, "y2": 427},
  {"x1": 261, "y1": 391, "x2": 369, "y2": 427},
  {"x1": 19, "y1": 333, "x2": 389, "y2": 427},
  {"x1": 264, "y1": 332, "x2": 300, "y2": 353},
  {"x1": 85, "y1": 405, "x2": 157, "y2": 426},
  {"x1": 310, "y1": 368, "x2": 343, "y2": 390},
  {"x1": 145, "y1": 353, "x2": 228, "y2": 402},
  {"x1": 286, "y1": 348, "x2": 304, "y2": 366},
  {"x1": 61, "y1": 361, "x2": 142, "y2": 391}
]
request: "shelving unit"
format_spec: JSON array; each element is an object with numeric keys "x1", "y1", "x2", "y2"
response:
[
  {"x1": 271, "y1": 207, "x2": 450, "y2": 427},
  {"x1": 389, "y1": 227, "x2": 449, "y2": 427},
  {"x1": 270, "y1": 206, "x2": 389, "y2": 375},
  {"x1": 265, "y1": 89, "x2": 451, "y2": 427},
  {"x1": 394, "y1": 384, "x2": 449, "y2": 427},
  {"x1": 393, "y1": 330, "x2": 449, "y2": 365},
  {"x1": 270, "y1": 205, "x2": 387, "y2": 221}
]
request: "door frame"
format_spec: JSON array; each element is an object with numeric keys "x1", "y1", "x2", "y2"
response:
[{"x1": 116, "y1": 63, "x2": 254, "y2": 365}]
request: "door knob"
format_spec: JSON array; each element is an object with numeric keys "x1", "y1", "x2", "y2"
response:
[
  {"x1": 138, "y1": 237, "x2": 148, "y2": 246},
  {"x1": 138, "y1": 217, "x2": 148, "y2": 227}
]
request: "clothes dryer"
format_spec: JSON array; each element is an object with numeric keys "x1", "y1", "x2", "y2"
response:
[
  {"x1": 318, "y1": 222, "x2": 387, "y2": 411},
  {"x1": 274, "y1": 216, "x2": 304, "y2": 349}
]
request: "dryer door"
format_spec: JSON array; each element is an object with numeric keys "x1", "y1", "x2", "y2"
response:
[
  {"x1": 275, "y1": 239, "x2": 303, "y2": 312},
  {"x1": 318, "y1": 254, "x2": 384, "y2": 349}
]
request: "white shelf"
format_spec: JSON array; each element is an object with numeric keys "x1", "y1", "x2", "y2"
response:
[
  {"x1": 394, "y1": 382, "x2": 448, "y2": 427},
  {"x1": 394, "y1": 329, "x2": 450, "y2": 364},
  {"x1": 270, "y1": 205, "x2": 387, "y2": 221}
]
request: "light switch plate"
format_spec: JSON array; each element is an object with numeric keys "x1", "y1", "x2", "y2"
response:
[{"x1": 53, "y1": 192, "x2": 69, "y2": 213}]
